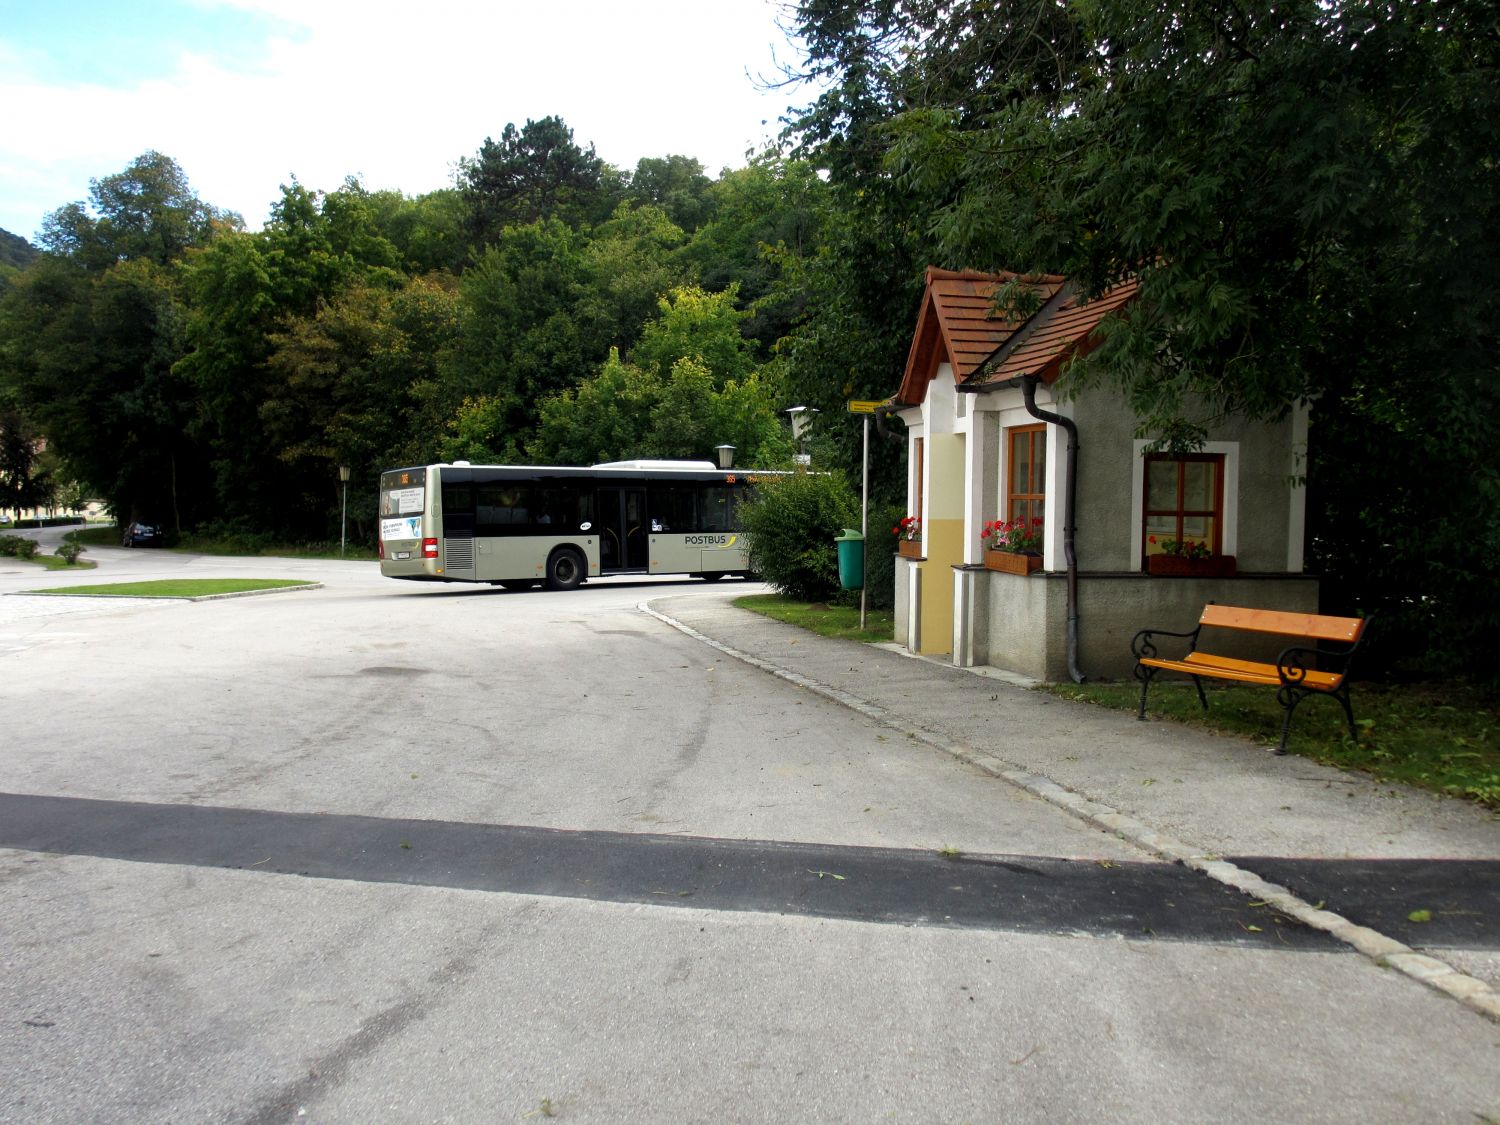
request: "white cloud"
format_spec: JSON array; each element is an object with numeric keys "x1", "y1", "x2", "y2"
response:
[{"x1": 0, "y1": 0, "x2": 808, "y2": 239}]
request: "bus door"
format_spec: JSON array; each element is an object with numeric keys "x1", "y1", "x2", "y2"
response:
[{"x1": 598, "y1": 486, "x2": 648, "y2": 571}]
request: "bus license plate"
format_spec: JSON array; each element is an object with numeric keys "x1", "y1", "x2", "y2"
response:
[{"x1": 394, "y1": 551, "x2": 412, "y2": 560}]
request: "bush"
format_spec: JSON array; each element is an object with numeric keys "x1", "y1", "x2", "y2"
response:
[
  {"x1": 54, "y1": 542, "x2": 86, "y2": 564},
  {"x1": 863, "y1": 501, "x2": 907, "y2": 611},
  {"x1": 740, "y1": 470, "x2": 858, "y2": 602},
  {"x1": 188, "y1": 519, "x2": 274, "y2": 555},
  {"x1": 0, "y1": 535, "x2": 40, "y2": 559}
]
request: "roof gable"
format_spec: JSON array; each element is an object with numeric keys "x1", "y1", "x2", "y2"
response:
[
  {"x1": 892, "y1": 267, "x2": 1135, "y2": 404},
  {"x1": 894, "y1": 268, "x2": 1064, "y2": 404}
]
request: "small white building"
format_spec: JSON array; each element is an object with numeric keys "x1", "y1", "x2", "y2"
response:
[{"x1": 888, "y1": 267, "x2": 1317, "y2": 681}]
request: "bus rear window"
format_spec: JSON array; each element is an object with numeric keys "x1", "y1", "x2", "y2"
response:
[{"x1": 381, "y1": 485, "x2": 425, "y2": 516}]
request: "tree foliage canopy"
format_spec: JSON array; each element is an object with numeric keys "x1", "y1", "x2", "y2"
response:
[{"x1": 459, "y1": 116, "x2": 616, "y2": 246}]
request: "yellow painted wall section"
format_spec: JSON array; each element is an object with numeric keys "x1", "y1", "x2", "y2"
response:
[
  {"x1": 918, "y1": 435, "x2": 965, "y2": 654},
  {"x1": 918, "y1": 518, "x2": 962, "y2": 653}
]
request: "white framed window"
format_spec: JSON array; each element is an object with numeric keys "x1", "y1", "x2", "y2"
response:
[{"x1": 1130, "y1": 440, "x2": 1239, "y2": 569}]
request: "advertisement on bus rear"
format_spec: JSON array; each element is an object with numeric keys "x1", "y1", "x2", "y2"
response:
[{"x1": 382, "y1": 517, "x2": 422, "y2": 541}]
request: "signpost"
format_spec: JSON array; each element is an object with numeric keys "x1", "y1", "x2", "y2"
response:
[{"x1": 847, "y1": 400, "x2": 880, "y2": 629}]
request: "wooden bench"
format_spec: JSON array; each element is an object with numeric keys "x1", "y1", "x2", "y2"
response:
[{"x1": 1131, "y1": 605, "x2": 1370, "y2": 754}]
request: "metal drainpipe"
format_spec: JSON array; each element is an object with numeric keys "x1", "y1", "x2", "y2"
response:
[
  {"x1": 873, "y1": 402, "x2": 907, "y2": 442},
  {"x1": 1020, "y1": 375, "x2": 1086, "y2": 684}
]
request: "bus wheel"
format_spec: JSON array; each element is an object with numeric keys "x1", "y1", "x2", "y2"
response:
[{"x1": 546, "y1": 548, "x2": 585, "y2": 591}]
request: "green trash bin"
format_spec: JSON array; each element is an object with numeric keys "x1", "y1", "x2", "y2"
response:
[{"x1": 834, "y1": 528, "x2": 865, "y2": 590}]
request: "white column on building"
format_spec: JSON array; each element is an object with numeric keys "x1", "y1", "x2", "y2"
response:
[
  {"x1": 1287, "y1": 399, "x2": 1311, "y2": 573},
  {"x1": 961, "y1": 395, "x2": 987, "y2": 566},
  {"x1": 902, "y1": 415, "x2": 925, "y2": 654},
  {"x1": 1038, "y1": 391, "x2": 1069, "y2": 572}
]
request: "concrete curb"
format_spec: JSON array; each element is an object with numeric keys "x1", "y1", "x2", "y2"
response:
[
  {"x1": 182, "y1": 583, "x2": 323, "y2": 601},
  {"x1": 641, "y1": 600, "x2": 1500, "y2": 1025}
]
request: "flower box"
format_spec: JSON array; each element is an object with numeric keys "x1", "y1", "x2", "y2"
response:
[
  {"x1": 1146, "y1": 553, "x2": 1237, "y2": 577},
  {"x1": 984, "y1": 549, "x2": 1042, "y2": 575},
  {"x1": 896, "y1": 539, "x2": 922, "y2": 559}
]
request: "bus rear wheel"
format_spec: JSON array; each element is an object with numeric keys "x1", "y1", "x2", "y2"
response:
[{"x1": 546, "y1": 548, "x2": 585, "y2": 591}]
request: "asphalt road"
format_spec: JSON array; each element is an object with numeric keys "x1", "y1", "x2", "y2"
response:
[{"x1": 1, "y1": 540, "x2": 1497, "y2": 1122}]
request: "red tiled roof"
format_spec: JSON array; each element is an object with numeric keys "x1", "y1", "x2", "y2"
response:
[
  {"x1": 890, "y1": 267, "x2": 1135, "y2": 404},
  {"x1": 980, "y1": 276, "x2": 1139, "y2": 386}
]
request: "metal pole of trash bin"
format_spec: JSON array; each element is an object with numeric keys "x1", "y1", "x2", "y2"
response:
[{"x1": 860, "y1": 413, "x2": 869, "y2": 631}]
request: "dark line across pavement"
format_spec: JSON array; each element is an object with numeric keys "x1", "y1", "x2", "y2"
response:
[
  {"x1": 4, "y1": 791, "x2": 1481, "y2": 949},
  {"x1": 1225, "y1": 855, "x2": 1500, "y2": 949}
]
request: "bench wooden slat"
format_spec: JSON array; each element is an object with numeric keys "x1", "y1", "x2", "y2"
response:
[
  {"x1": 1139, "y1": 652, "x2": 1344, "y2": 692},
  {"x1": 1199, "y1": 605, "x2": 1365, "y2": 644}
]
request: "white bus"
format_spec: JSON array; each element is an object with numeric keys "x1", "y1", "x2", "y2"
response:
[{"x1": 378, "y1": 460, "x2": 764, "y2": 590}]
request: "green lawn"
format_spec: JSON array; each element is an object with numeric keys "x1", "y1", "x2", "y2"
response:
[
  {"x1": 735, "y1": 593, "x2": 1498, "y2": 811},
  {"x1": 30, "y1": 578, "x2": 317, "y2": 598},
  {"x1": 7, "y1": 553, "x2": 97, "y2": 571},
  {"x1": 735, "y1": 593, "x2": 896, "y2": 644}
]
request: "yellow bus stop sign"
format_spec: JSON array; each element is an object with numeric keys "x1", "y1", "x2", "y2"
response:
[{"x1": 846, "y1": 400, "x2": 882, "y2": 414}]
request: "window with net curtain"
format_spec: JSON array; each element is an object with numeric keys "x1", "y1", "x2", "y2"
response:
[
  {"x1": 1007, "y1": 424, "x2": 1046, "y2": 525},
  {"x1": 1142, "y1": 454, "x2": 1225, "y2": 559}
]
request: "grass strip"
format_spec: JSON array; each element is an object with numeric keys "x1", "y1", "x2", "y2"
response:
[
  {"x1": 735, "y1": 593, "x2": 896, "y2": 644},
  {"x1": 12, "y1": 554, "x2": 98, "y2": 571},
  {"x1": 29, "y1": 578, "x2": 316, "y2": 598}
]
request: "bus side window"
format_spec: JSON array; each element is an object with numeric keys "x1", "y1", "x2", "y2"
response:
[
  {"x1": 701, "y1": 486, "x2": 732, "y2": 531},
  {"x1": 649, "y1": 484, "x2": 695, "y2": 533},
  {"x1": 729, "y1": 485, "x2": 751, "y2": 529},
  {"x1": 535, "y1": 486, "x2": 560, "y2": 527},
  {"x1": 572, "y1": 486, "x2": 593, "y2": 530},
  {"x1": 442, "y1": 485, "x2": 474, "y2": 513},
  {"x1": 531, "y1": 483, "x2": 591, "y2": 531},
  {"x1": 476, "y1": 484, "x2": 530, "y2": 534}
]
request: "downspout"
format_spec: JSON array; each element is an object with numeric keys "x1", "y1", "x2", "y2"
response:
[
  {"x1": 873, "y1": 402, "x2": 909, "y2": 442},
  {"x1": 1020, "y1": 375, "x2": 1086, "y2": 684}
]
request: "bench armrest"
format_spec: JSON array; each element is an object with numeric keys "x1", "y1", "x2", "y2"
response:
[
  {"x1": 1276, "y1": 643, "x2": 1354, "y2": 687},
  {"x1": 1131, "y1": 624, "x2": 1202, "y2": 662}
]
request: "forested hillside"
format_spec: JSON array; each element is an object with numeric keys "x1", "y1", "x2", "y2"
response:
[
  {"x1": 0, "y1": 126, "x2": 835, "y2": 546},
  {"x1": 0, "y1": 228, "x2": 39, "y2": 272}
]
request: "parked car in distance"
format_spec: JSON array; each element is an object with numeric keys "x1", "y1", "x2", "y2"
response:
[{"x1": 122, "y1": 522, "x2": 162, "y2": 547}]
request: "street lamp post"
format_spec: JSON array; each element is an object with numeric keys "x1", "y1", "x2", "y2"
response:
[
  {"x1": 338, "y1": 464, "x2": 351, "y2": 558},
  {"x1": 785, "y1": 406, "x2": 818, "y2": 464},
  {"x1": 714, "y1": 444, "x2": 736, "y2": 470}
]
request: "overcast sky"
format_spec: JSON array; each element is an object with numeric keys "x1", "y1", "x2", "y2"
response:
[{"x1": 0, "y1": 0, "x2": 811, "y2": 242}]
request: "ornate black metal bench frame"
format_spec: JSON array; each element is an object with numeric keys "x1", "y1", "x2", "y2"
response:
[{"x1": 1131, "y1": 605, "x2": 1371, "y2": 754}]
